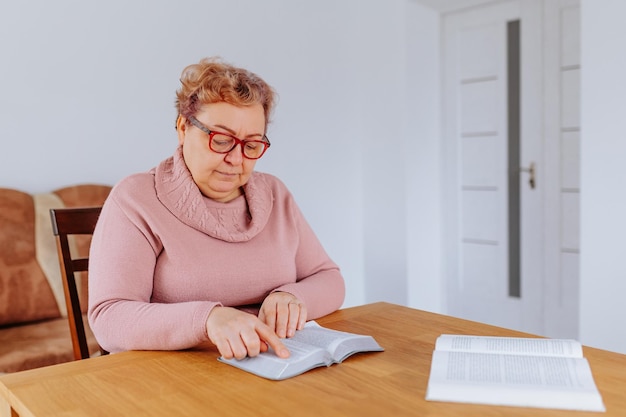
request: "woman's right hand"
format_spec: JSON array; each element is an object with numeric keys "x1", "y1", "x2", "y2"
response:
[{"x1": 206, "y1": 306, "x2": 290, "y2": 360}]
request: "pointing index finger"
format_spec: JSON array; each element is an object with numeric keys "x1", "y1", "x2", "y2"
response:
[{"x1": 257, "y1": 323, "x2": 290, "y2": 359}]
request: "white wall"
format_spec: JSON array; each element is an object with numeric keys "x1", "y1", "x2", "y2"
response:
[
  {"x1": 580, "y1": 0, "x2": 626, "y2": 354},
  {"x1": 405, "y1": 4, "x2": 443, "y2": 312},
  {"x1": 0, "y1": 1, "x2": 443, "y2": 313}
]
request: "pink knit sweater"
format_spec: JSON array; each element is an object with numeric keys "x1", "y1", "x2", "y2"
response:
[{"x1": 88, "y1": 148, "x2": 345, "y2": 353}]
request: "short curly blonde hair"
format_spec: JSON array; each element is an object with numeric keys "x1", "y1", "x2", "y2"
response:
[{"x1": 175, "y1": 57, "x2": 276, "y2": 128}]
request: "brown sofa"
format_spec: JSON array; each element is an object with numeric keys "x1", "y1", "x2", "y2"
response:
[{"x1": 0, "y1": 184, "x2": 111, "y2": 373}]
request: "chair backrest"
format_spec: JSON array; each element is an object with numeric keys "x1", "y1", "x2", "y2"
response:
[{"x1": 50, "y1": 206, "x2": 104, "y2": 360}]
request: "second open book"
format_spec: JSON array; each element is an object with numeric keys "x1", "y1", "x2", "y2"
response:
[{"x1": 425, "y1": 334, "x2": 605, "y2": 412}]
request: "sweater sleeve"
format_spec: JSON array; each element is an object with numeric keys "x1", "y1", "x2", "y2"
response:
[
  {"x1": 272, "y1": 192, "x2": 346, "y2": 319},
  {"x1": 87, "y1": 180, "x2": 216, "y2": 353}
]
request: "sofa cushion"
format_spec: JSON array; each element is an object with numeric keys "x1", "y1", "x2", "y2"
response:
[
  {"x1": 0, "y1": 188, "x2": 60, "y2": 326},
  {"x1": 0, "y1": 315, "x2": 101, "y2": 373}
]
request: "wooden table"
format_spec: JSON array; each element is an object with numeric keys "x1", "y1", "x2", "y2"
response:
[{"x1": 1, "y1": 302, "x2": 625, "y2": 416}]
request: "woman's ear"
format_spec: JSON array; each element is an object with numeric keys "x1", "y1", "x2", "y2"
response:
[{"x1": 176, "y1": 115, "x2": 187, "y2": 145}]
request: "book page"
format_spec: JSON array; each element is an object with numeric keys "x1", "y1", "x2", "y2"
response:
[
  {"x1": 290, "y1": 321, "x2": 355, "y2": 350},
  {"x1": 292, "y1": 321, "x2": 383, "y2": 362},
  {"x1": 435, "y1": 334, "x2": 583, "y2": 358},
  {"x1": 426, "y1": 350, "x2": 606, "y2": 411}
]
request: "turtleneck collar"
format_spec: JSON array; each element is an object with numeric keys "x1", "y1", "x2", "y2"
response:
[{"x1": 153, "y1": 147, "x2": 273, "y2": 242}]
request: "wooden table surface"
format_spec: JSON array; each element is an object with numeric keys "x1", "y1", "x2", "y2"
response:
[{"x1": 1, "y1": 302, "x2": 625, "y2": 417}]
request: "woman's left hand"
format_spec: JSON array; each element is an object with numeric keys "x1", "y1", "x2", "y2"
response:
[{"x1": 258, "y1": 292, "x2": 307, "y2": 338}]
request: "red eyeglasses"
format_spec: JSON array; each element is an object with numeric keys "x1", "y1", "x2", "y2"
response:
[{"x1": 188, "y1": 116, "x2": 271, "y2": 160}]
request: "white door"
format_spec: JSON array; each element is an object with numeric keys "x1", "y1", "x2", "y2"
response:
[{"x1": 442, "y1": 0, "x2": 580, "y2": 337}]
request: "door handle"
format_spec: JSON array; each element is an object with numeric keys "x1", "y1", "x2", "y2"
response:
[{"x1": 520, "y1": 162, "x2": 536, "y2": 189}]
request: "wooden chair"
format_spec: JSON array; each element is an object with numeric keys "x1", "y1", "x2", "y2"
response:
[{"x1": 50, "y1": 207, "x2": 107, "y2": 360}]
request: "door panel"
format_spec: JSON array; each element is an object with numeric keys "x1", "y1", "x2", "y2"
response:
[
  {"x1": 460, "y1": 81, "x2": 499, "y2": 132},
  {"x1": 561, "y1": 69, "x2": 581, "y2": 128},
  {"x1": 462, "y1": 135, "x2": 498, "y2": 186},
  {"x1": 462, "y1": 190, "x2": 499, "y2": 241},
  {"x1": 458, "y1": 24, "x2": 499, "y2": 78},
  {"x1": 561, "y1": 131, "x2": 580, "y2": 189}
]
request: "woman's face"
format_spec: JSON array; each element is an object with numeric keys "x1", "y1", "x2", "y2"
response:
[{"x1": 177, "y1": 102, "x2": 266, "y2": 202}]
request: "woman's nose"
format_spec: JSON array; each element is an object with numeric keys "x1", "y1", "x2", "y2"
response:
[{"x1": 224, "y1": 143, "x2": 244, "y2": 164}]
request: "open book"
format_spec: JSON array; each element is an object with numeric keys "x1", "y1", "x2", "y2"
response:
[
  {"x1": 425, "y1": 334, "x2": 605, "y2": 412},
  {"x1": 218, "y1": 321, "x2": 384, "y2": 380}
]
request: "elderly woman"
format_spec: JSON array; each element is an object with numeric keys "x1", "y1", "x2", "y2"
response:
[{"x1": 88, "y1": 57, "x2": 345, "y2": 360}]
